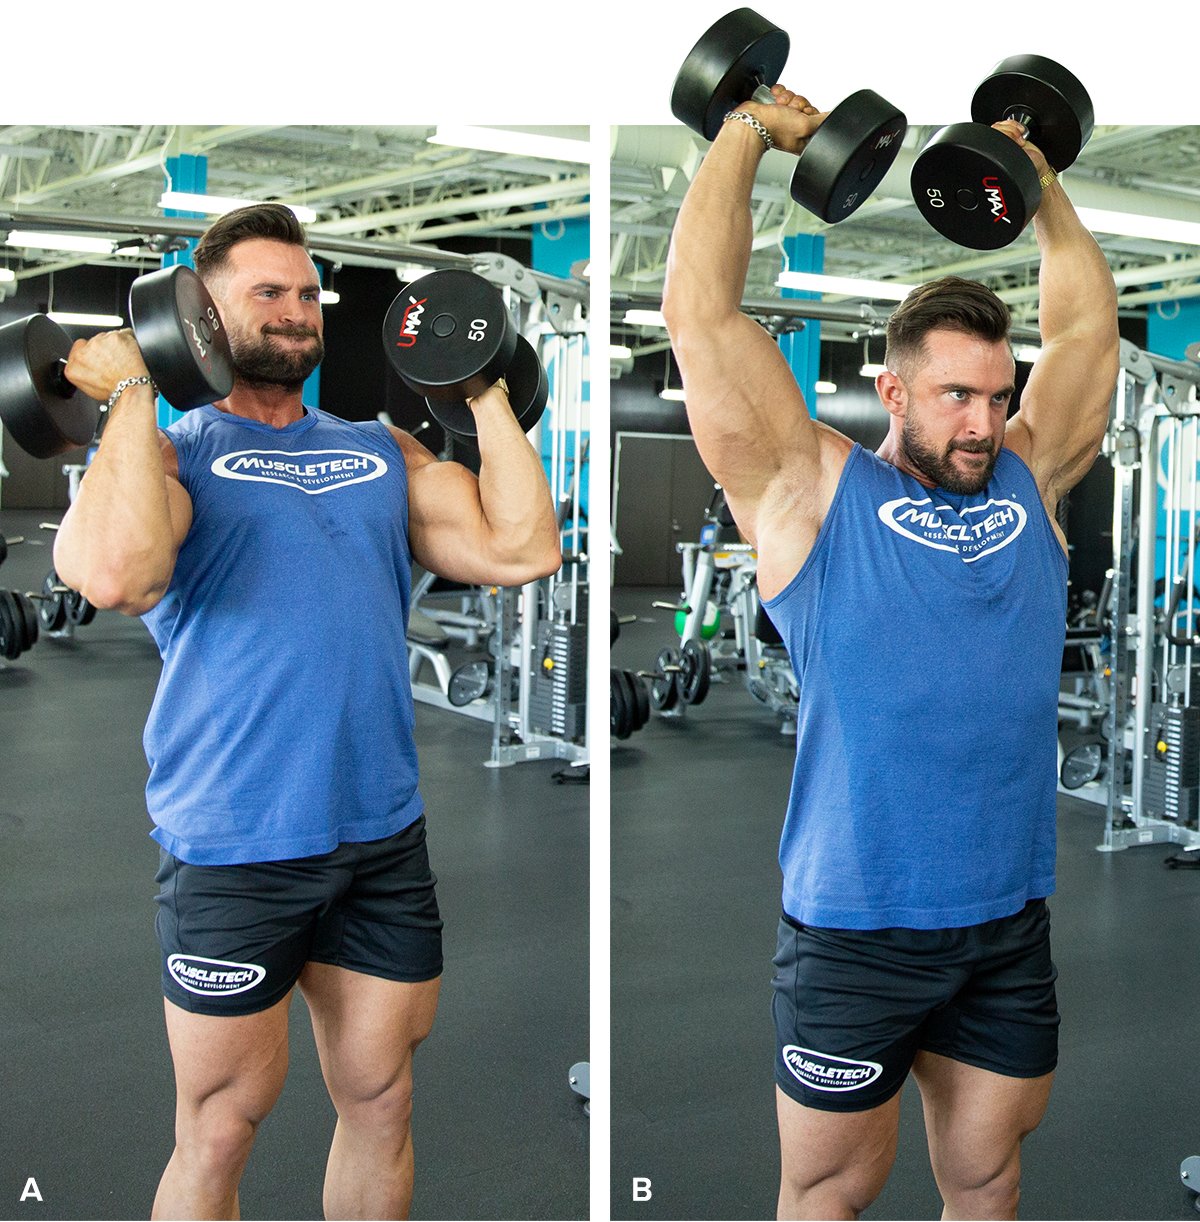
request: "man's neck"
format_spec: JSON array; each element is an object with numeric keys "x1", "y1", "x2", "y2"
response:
[{"x1": 211, "y1": 383, "x2": 307, "y2": 429}]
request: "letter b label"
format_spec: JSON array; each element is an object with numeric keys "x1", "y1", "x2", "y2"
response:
[{"x1": 632, "y1": 1178, "x2": 652, "y2": 1201}]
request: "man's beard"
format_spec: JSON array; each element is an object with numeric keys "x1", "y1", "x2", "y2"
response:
[
  {"x1": 231, "y1": 325, "x2": 324, "y2": 391},
  {"x1": 900, "y1": 411, "x2": 997, "y2": 494}
]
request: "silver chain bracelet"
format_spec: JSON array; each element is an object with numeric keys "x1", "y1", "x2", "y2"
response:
[
  {"x1": 723, "y1": 110, "x2": 774, "y2": 152},
  {"x1": 103, "y1": 375, "x2": 157, "y2": 413}
]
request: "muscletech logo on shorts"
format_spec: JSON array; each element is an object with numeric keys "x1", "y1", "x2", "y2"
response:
[
  {"x1": 167, "y1": 954, "x2": 267, "y2": 997},
  {"x1": 877, "y1": 495, "x2": 1027, "y2": 562},
  {"x1": 782, "y1": 1046, "x2": 883, "y2": 1092},
  {"x1": 211, "y1": 449, "x2": 388, "y2": 495}
]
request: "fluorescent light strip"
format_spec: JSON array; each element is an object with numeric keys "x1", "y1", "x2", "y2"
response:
[
  {"x1": 659, "y1": 388, "x2": 687, "y2": 402},
  {"x1": 8, "y1": 231, "x2": 116, "y2": 255},
  {"x1": 0, "y1": 269, "x2": 13, "y2": 282},
  {"x1": 1076, "y1": 208, "x2": 1200, "y2": 246},
  {"x1": 624, "y1": 309, "x2": 666, "y2": 328},
  {"x1": 428, "y1": 126, "x2": 589, "y2": 165},
  {"x1": 159, "y1": 191, "x2": 318, "y2": 224},
  {"x1": 815, "y1": 380, "x2": 837, "y2": 394},
  {"x1": 48, "y1": 312, "x2": 124, "y2": 327},
  {"x1": 859, "y1": 363, "x2": 888, "y2": 377},
  {"x1": 777, "y1": 271, "x2": 915, "y2": 301},
  {"x1": 610, "y1": 345, "x2": 633, "y2": 360},
  {"x1": 318, "y1": 290, "x2": 340, "y2": 305}
]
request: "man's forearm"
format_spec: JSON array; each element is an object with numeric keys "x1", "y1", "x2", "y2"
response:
[
  {"x1": 663, "y1": 120, "x2": 768, "y2": 327},
  {"x1": 471, "y1": 394, "x2": 561, "y2": 577},
  {"x1": 53, "y1": 387, "x2": 177, "y2": 611}
]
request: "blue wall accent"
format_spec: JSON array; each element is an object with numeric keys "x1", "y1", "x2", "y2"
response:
[
  {"x1": 779, "y1": 233, "x2": 824, "y2": 420},
  {"x1": 531, "y1": 214, "x2": 589, "y2": 525}
]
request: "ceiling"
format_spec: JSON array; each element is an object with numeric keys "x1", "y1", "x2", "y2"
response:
[
  {"x1": 0, "y1": 124, "x2": 591, "y2": 306},
  {"x1": 611, "y1": 123, "x2": 1200, "y2": 360}
]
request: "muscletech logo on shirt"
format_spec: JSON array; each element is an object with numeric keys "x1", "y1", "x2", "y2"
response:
[
  {"x1": 782, "y1": 1046, "x2": 883, "y2": 1092},
  {"x1": 877, "y1": 495, "x2": 1027, "y2": 562},
  {"x1": 167, "y1": 954, "x2": 267, "y2": 997},
  {"x1": 211, "y1": 449, "x2": 388, "y2": 495}
]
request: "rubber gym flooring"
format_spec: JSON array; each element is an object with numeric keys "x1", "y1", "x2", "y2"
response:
[
  {"x1": 611, "y1": 585, "x2": 1200, "y2": 1222},
  {"x1": 0, "y1": 507, "x2": 588, "y2": 1221}
]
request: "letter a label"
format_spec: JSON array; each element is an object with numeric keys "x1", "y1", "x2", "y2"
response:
[{"x1": 20, "y1": 1178, "x2": 42, "y2": 1203}]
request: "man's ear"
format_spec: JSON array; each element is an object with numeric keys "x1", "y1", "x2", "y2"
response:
[{"x1": 876, "y1": 370, "x2": 907, "y2": 420}]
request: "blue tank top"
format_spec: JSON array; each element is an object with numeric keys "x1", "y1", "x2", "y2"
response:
[
  {"x1": 763, "y1": 444, "x2": 1066, "y2": 930},
  {"x1": 141, "y1": 405, "x2": 423, "y2": 865}
]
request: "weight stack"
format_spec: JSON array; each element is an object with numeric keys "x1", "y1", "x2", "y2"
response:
[
  {"x1": 530, "y1": 620, "x2": 587, "y2": 742},
  {"x1": 1142, "y1": 702, "x2": 1200, "y2": 827}
]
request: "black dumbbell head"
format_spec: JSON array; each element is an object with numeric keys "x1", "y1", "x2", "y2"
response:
[
  {"x1": 671, "y1": 7, "x2": 789, "y2": 140},
  {"x1": 383, "y1": 268, "x2": 517, "y2": 402},
  {"x1": 971, "y1": 54, "x2": 1093, "y2": 172},
  {"x1": 911, "y1": 122, "x2": 1042, "y2": 250},
  {"x1": 426, "y1": 333, "x2": 549, "y2": 441},
  {"x1": 790, "y1": 89, "x2": 907, "y2": 222},
  {"x1": 128, "y1": 265, "x2": 236, "y2": 412},
  {"x1": 0, "y1": 314, "x2": 101, "y2": 459}
]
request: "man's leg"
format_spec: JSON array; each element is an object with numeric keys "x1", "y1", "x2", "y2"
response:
[
  {"x1": 912, "y1": 1052, "x2": 1053, "y2": 1221},
  {"x1": 776, "y1": 1085, "x2": 901, "y2": 1220},
  {"x1": 153, "y1": 993, "x2": 293, "y2": 1221},
  {"x1": 299, "y1": 963, "x2": 441, "y2": 1220}
]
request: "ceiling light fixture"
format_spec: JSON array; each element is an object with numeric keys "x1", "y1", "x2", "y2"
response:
[
  {"x1": 158, "y1": 191, "x2": 318, "y2": 224},
  {"x1": 427, "y1": 126, "x2": 589, "y2": 164},
  {"x1": 623, "y1": 308, "x2": 667, "y2": 328},
  {"x1": 1075, "y1": 208, "x2": 1200, "y2": 246},
  {"x1": 777, "y1": 271, "x2": 915, "y2": 301},
  {"x1": 7, "y1": 231, "x2": 116, "y2": 255},
  {"x1": 47, "y1": 311, "x2": 124, "y2": 327}
]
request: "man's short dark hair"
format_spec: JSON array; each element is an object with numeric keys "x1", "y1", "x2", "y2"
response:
[
  {"x1": 193, "y1": 203, "x2": 308, "y2": 283},
  {"x1": 885, "y1": 276, "x2": 1011, "y2": 382}
]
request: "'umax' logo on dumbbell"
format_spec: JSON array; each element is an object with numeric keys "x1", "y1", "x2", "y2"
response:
[
  {"x1": 186, "y1": 306, "x2": 222, "y2": 361},
  {"x1": 983, "y1": 176, "x2": 1010, "y2": 224},
  {"x1": 395, "y1": 296, "x2": 428, "y2": 348}
]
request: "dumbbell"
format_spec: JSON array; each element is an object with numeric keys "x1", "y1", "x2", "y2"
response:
[
  {"x1": 670, "y1": 7, "x2": 907, "y2": 223},
  {"x1": 642, "y1": 639, "x2": 712, "y2": 711},
  {"x1": 0, "y1": 265, "x2": 235, "y2": 460},
  {"x1": 382, "y1": 268, "x2": 548, "y2": 440},
  {"x1": 0, "y1": 589, "x2": 38, "y2": 660},
  {"x1": 611, "y1": 668, "x2": 650, "y2": 739},
  {"x1": 910, "y1": 54, "x2": 1093, "y2": 250},
  {"x1": 34, "y1": 569, "x2": 95, "y2": 632}
]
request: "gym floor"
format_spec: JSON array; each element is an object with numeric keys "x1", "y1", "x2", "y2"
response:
[
  {"x1": 610, "y1": 585, "x2": 1200, "y2": 1222},
  {"x1": 0, "y1": 507, "x2": 589, "y2": 1221}
]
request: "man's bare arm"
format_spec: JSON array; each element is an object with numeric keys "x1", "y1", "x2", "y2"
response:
[
  {"x1": 662, "y1": 88, "x2": 852, "y2": 596},
  {"x1": 1003, "y1": 124, "x2": 1119, "y2": 514}
]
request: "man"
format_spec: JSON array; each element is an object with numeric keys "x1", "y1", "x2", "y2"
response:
[
  {"x1": 662, "y1": 88, "x2": 1118, "y2": 1220},
  {"x1": 53, "y1": 204, "x2": 561, "y2": 1220}
]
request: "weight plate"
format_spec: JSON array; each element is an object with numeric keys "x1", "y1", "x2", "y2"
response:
[
  {"x1": 747, "y1": 676, "x2": 771, "y2": 704},
  {"x1": 129, "y1": 265, "x2": 235, "y2": 411},
  {"x1": 448, "y1": 659, "x2": 492, "y2": 707},
  {"x1": 1060, "y1": 741, "x2": 1104, "y2": 790},
  {"x1": 790, "y1": 89, "x2": 907, "y2": 223},
  {"x1": 38, "y1": 571, "x2": 67, "y2": 632},
  {"x1": 64, "y1": 586, "x2": 96, "y2": 627},
  {"x1": 0, "y1": 591, "x2": 19, "y2": 659},
  {"x1": 428, "y1": 333, "x2": 549, "y2": 440},
  {"x1": 610, "y1": 669, "x2": 633, "y2": 739},
  {"x1": 383, "y1": 269, "x2": 516, "y2": 402},
  {"x1": 670, "y1": 7, "x2": 790, "y2": 141},
  {"x1": 15, "y1": 591, "x2": 38, "y2": 652},
  {"x1": 680, "y1": 638, "x2": 712, "y2": 705},
  {"x1": 628, "y1": 670, "x2": 650, "y2": 730},
  {"x1": 0, "y1": 314, "x2": 102, "y2": 459},
  {"x1": 650, "y1": 647, "x2": 681, "y2": 712},
  {"x1": 971, "y1": 54, "x2": 1093, "y2": 172},
  {"x1": 910, "y1": 122, "x2": 1041, "y2": 250}
]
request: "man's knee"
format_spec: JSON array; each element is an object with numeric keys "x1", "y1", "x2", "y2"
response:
[
  {"x1": 938, "y1": 1157, "x2": 1022, "y2": 1220},
  {"x1": 329, "y1": 1062, "x2": 417, "y2": 1134}
]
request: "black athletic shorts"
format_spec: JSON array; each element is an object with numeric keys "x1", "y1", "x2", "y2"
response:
[
  {"x1": 155, "y1": 816, "x2": 443, "y2": 1016},
  {"x1": 772, "y1": 898, "x2": 1059, "y2": 1112}
]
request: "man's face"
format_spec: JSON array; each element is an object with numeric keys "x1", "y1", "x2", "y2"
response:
[
  {"x1": 895, "y1": 329, "x2": 1015, "y2": 494},
  {"x1": 211, "y1": 238, "x2": 325, "y2": 391}
]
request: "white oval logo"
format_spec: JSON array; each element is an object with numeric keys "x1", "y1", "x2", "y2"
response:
[
  {"x1": 782, "y1": 1045, "x2": 883, "y2": 1092},
  {"x1": 168, "y1": 954, "x2": 267, "y2": 996},
  {"x1": 211, "y1": 449, "x2": 388, "y2": 495},
  {"x1": 877, "y1": 495, "x2": 1027, "y2": 562}
]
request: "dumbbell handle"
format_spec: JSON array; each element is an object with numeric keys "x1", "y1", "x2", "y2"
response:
[
  {"x1": 749, "y1": 84, "x2": 774, "y2": 106},
  {"x1": 51, "y1": 356, "x2": 78, "y2": 400},
  {"x1": 652, "y1": 600, "x2": 692, "y2": 613}
]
